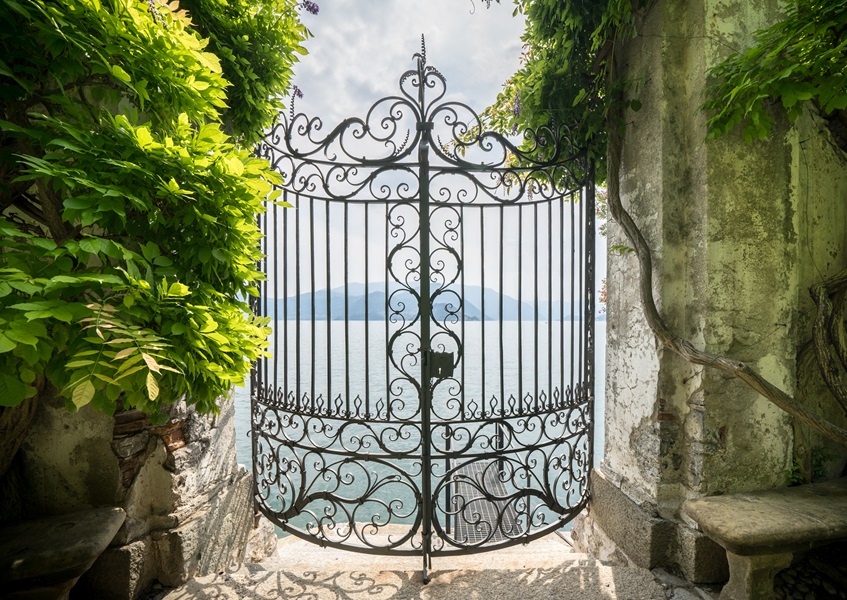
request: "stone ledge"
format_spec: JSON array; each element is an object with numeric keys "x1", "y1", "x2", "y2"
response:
[
  {"x1": 682, "y1": 476, "x2": 847, "y2": 557},
  {"x1": 683, "y1": 477, "x2": 847, "y2": 600},
  {"x1": 0, "y1": 507, "x2": 125, "y2": 599}
]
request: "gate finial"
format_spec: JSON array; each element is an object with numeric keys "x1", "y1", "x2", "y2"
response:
[{"x1": 420, "y1": 34, "x2": 426, "y2": 67}]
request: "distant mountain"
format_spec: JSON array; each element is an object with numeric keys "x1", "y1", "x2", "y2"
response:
[{"x1": 271, "y1": 283, "x2": 590, "y2": 321}]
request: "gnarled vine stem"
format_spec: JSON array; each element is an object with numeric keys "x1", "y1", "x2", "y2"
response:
[{"x1": 605, "y1": 58, "x2": 847, "y2": 447}]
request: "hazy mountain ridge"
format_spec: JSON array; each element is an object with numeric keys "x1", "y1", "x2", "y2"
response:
[{"x1": 270, "y1": 284, "x2": 603, "y2": 320}]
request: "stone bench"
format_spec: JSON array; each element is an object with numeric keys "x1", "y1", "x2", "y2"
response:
[
  {"x1": 682, "y1": 477, "x2": 847, "y2": 600},
  {"x1": 0, "y1": 507, "x2": 126, "y2": 600}
]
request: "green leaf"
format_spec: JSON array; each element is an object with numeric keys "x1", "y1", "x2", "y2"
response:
[
  {"x1": 72, "y1": 379, "x2": 96, "y2": 408},
  {"x1": 65, "y1": 360, "x2": 95, "y2": 368},
  {"x1": 9, "y1": 281, "x2": 40, "y2": 295},
  {"x1": 141, "y1": 242, "x2": 161, "y2": 261},
  {"x1": 141, "y1": 352, "x2": 161, "y2": 374},
  {"x1": 146, "y1": 372, "x2": 159, "y2": 401},
  {"x1": 0, "y1": 374, "x2": 28, "y2": 407},
  {"x1": 5, "y1": 328, "x2": 39, "y2": 346},
  {"x1": 114, "y1": 347, "x2": 135, "y2": 360},
  {"x1": 79, "y1": 238, "x2": 103, "y2": 254},
  {"x1": 20, "y1": 368, "x2": 36, "y2": 384},
  {"x1": 0, "y1": 334, "x2": 16, "y2": 353},
  {"x1": 136, "y1": 126, "x2": 154, "y2": 148},
  {"x1": 110, "y1": 64, "x2": 132, "y2": 83},
  {"x1": 167, "y1": 282, "x2": 190, "y2": 297}
]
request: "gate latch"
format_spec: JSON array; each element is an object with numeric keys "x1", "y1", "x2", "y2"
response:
[{"x1": 426, "y1": 351, "x2": 455, "y2": 379}]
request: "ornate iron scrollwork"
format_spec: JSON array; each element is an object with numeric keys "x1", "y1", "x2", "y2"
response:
[{"x1": 252, "y1": 37, "x2": 594, "y2": 582}]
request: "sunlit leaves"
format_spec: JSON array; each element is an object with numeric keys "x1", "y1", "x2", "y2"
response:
[
  {"x1": 0, "y1": 0, "x2": 298, "y2": 415},
  {"x1": 177, "y1": 0, "x2": 311, "y2": 145},
  {"x1": 703, "y1": 0, "x2": 847, "y2": 142}
]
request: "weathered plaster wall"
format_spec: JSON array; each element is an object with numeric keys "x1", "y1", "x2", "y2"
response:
[
  {"x1": 7, "y1": 392, "x2": 268, "y2": 599},
  {"x1": 576, "y1": 0, "x2": 847, "y2": 583},
  {"x1": 790, "y1": 109, "x2": 847, "y2": 479}
]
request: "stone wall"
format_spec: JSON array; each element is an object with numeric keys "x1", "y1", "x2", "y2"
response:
[
  {"x1": 6, "y1": 391, "x2": 268, "y2": 599},
  {"x1": 574, "y1": 0, "x2": 847, "y2": 584}
]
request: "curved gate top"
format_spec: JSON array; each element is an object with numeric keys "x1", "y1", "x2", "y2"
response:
[{"x1": 252, "y1": 39, "x2": 595, "y2": 582}]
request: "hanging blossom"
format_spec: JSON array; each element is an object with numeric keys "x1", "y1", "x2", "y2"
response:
[
  {"x1": 289, "y1": 85, "x2": 304, "y2": 119},
  {"x1": 511, "y1": 92, "x2": 522, "y2": 135},
  {"x1": 301, "y1": 1, "x2": 319, "y2": 15},
  {"x1": 598, "y1": 278, "x2": 607, "y2": 314},
  {"x1": 147, "y1": 0, "x2": 163, "y2": 25}
]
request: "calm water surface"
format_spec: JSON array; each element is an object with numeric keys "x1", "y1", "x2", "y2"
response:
[{"x1": 232, "y1": 320, "x2": 606, "y2": 535}]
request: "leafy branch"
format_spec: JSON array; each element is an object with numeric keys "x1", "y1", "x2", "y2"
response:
[
  {"x1": 493, "y1": 0, "x2": 847, "y2": 447},
  {"x1": 0, "y1": 0, "x2": 297, "y2": 424}
]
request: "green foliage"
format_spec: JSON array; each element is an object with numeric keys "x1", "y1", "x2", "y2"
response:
[
  {"x1": 703, "y1": 0, "x2": 847, "y2": 142},
  {"x1": 177, "y1": 0, "x2": 311, "y2": 145},
  {"x1": 785, "y1": 459, "x2": 803, "y2": 485},
  {"x1": 0, "y1": 0, "x2": 304, "y2": 416},
  {"x1": 785, "y1": 447, "x2": 838, "y2": 485},
  {"x1": 482, "y1": 0, "x2": 643, "y2": 177},
  {"x1": 493, "y1": 0, "x2": 846, "y2": 167}
]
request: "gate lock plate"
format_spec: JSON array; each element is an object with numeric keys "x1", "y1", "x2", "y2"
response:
[{"x1": 426, "y1": 351, "x2": 455, "y2": 379}]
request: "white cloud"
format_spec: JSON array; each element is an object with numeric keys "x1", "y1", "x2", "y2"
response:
[{"x1": 292, "y1": 0, "x2": 525, "y2": 123}]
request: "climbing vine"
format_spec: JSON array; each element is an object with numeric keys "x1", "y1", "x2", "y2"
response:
[
  {"x1": 483, "y1": 0, "x2": 643, "y2": 177},
  {"x1": 490, "y1": 0, "x2": 847, "y2": 447}
]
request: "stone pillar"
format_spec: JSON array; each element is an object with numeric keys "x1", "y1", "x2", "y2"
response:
[
  {"x1": 11, "y1": 391, "x2": 265, "y2": 599},
  {"x1": 572, "y1": 0, "x2": 847, "y2": 584}
]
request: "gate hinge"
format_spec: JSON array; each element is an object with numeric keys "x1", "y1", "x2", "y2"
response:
[{"x1": 424, "y1": 350, "x2": 455, "y2": 379}]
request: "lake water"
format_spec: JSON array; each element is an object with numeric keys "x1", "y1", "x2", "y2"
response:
[{"x1": 232, "y1": 319, "x2": 606, "y2": 535}]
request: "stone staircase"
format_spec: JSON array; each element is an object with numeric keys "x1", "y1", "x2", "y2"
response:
[{"x1": 156, "y1": 532, "x2": 717, "y2": 600}]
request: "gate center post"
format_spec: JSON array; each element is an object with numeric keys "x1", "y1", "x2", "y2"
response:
[{"x1": 417, "y1": 115, "x2": 434, "y2": 583}]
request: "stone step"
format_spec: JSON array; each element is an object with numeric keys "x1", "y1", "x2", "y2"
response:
[
  {"x1": 160, "y1": 533, "x2": 670, "y2": 599},
  {"x1": 260, "y1": 530, "x2": 591, "y2": 572}
]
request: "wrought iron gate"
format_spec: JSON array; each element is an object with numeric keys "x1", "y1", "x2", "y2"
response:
[{"x1": 252, "y1": 41, "x2": 594, "y2": 581}]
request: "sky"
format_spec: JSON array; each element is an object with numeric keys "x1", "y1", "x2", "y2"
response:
[
  {"x1": 264, "y1": 0, "x2": 607, "y2": 304},
  {"x1": 289, "y1": 0, "x2": 525, "y2": 126}
]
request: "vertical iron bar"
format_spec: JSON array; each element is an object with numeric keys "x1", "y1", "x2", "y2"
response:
[
  {"x1": 560, "y1": 195, "x2": 564, "y2": 406},
  {"x1": 295, "y1": 193, "x2": 301, "y2": 409},
  {"x1": 262, "y1": 208, "x2": 268, "y2": 399},
  {"x1": 344, "y1": 202, "x2": 351, "y2": 416},
  {"x1": 480, "y1": 206, "x2": 486, "y2": 418},
  {"x1": 310, "y1": 197, "x2": 316, "y2": 412},
  {"x1": 498, "y1": 205, "x2": 504, "y2": 412},
  {"x1": 533, "y1": 203, "x2": 539, "y2": 413},
  {"x1": 385, "y1": 204, "x2": 390, "y2": 421},
  {"x1": 445, "y1": 425, "x2": 452, "y2": 535},
  {"x1": 273, "y1": 193, "x2": 279, "y2": 399},
  {"x1": 498, "y1": 205, "x2": 505, "y2": 468},
  {"x1": 417, "y1": 61, "x2": 434, "y2": 582},
  {"x1": 578, "y1": 183, "x2": 584, "y2": 393},
  {"x1": 570, "y1": 190, "x2": 575, "y2": 395},
  {"x1": 517, "y1": 204, "x2": 523, "y2": 414},
  {"x1": 283, "y1": 194, "x2": 289, "y2": 404},
  {"x1": 460, "y1": 205, "x2": 465, "y2": 417},
  {"x1": 365, "y1": 203, "x2": 371, "y2": 418},
  {"x1": 547, "y1": 199, "x2": 552, "y2": 409},
  {"x1": 326, "y1": 199, "x2": 332, "y2": 416}
]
